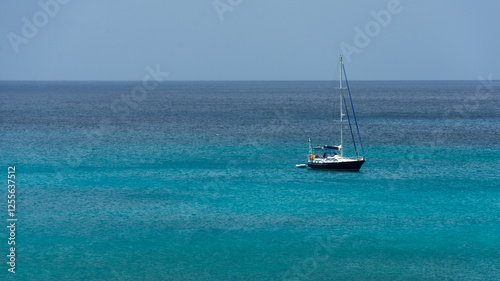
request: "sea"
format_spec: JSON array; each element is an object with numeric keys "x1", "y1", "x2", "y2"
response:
[{"x1": 0, "y1": 80, "x2": 499, "y2": 280}]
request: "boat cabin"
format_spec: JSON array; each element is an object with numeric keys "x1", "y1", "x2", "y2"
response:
[{"x1": 309, "y1": 145, "x2": 341, "y2": 160}]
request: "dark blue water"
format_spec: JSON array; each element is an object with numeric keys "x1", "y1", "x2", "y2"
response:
[{"x1": 1, "y1": 81, "x2": 499, "y2": 280}]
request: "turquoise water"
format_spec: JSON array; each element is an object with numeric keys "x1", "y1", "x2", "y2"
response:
[{"x1": 1, "y1": 81, "x2": 499, "y2": 280}]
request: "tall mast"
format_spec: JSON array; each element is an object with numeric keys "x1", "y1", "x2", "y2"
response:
[{"x1": 339, "y1": 56, "x2": 344, "y2": 157}]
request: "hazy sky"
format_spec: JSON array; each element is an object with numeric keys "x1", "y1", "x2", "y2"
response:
[{"x1": 1, "y1": 0, "x2": 499, "y2": 80}]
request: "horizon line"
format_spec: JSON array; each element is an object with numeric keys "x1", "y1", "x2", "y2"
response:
[{"x1": 0, "y1": 79, "x2": 496, "y2": 82}]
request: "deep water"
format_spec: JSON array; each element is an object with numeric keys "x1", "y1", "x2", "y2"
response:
[{"x1": 0, "y1": 80, "x2": 499, "y2": 280}]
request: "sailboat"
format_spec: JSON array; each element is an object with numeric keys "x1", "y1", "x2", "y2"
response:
[{"x1": 307, "y1": 55, "x2": 366, "y2": 171}]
